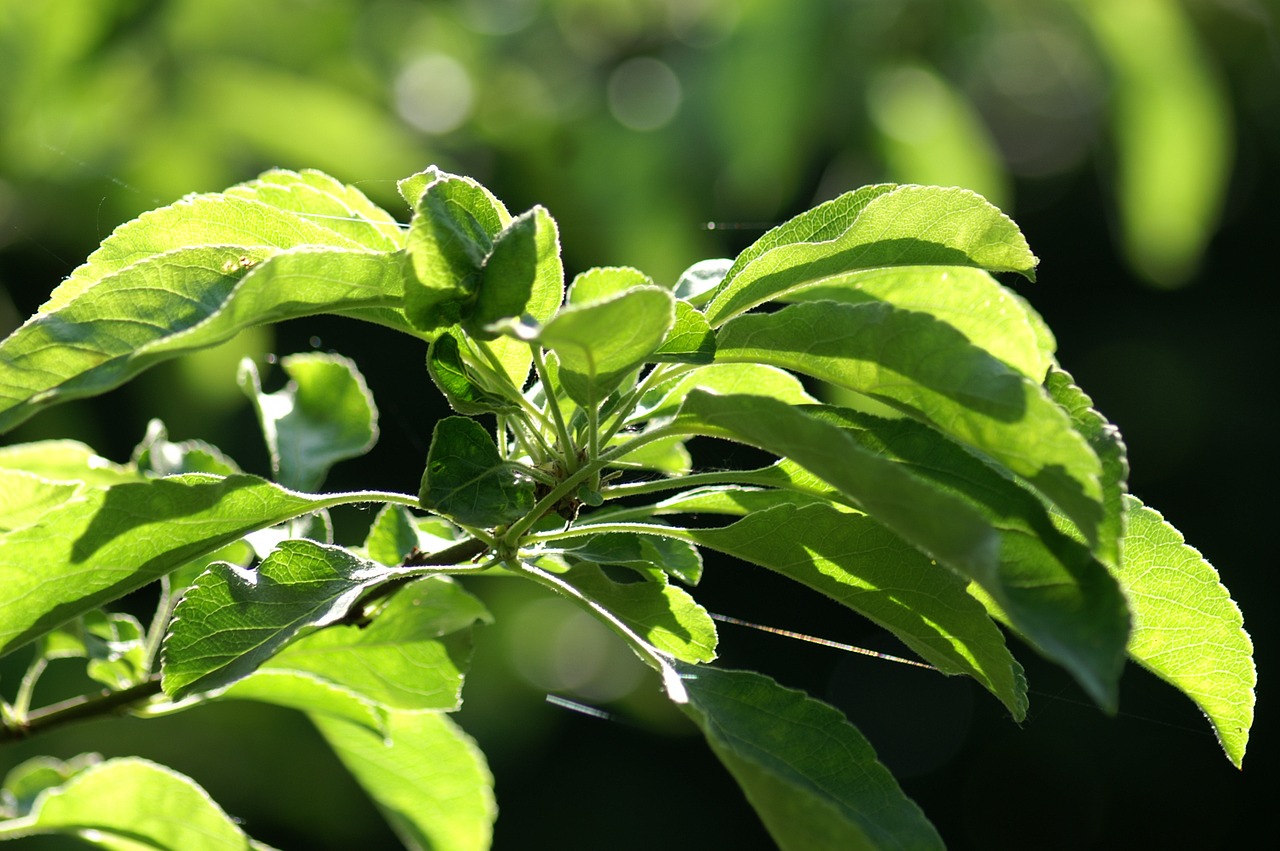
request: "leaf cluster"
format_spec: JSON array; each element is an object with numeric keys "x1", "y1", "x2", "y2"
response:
[{"x1": 0, "y1": 167, "x2": 1254, "y2": 849}]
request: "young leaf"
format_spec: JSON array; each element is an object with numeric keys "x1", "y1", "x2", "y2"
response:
[
  {"x1": 552, "y1": 561, "x2": 715, "y2": 663},
  {"x1": 687, "y1": 502, "x2": 1027, "y2": 718},
  {"x1": 426, "y1": 332, "x2": 522, "y2": 415},
  {"x1": 239, "y1": 352, "x2": 379, "y2": 492},
  {"x1": 673, "y1": 257, "x2": 733, "y2": 307},
  {"x1": 634, "y1": 362, "x2": 815, "y2": 423},
  {"x1": 567, "y1": 266, "x2": 652, "y2": 304},
  {"x1": 313, "y1": 710, "x2": 495, "y2": 851},
  {"x1": 364, "y1": 504, "x2": 423, "y2": 566},
  {"x1": 783, "y1": 265, "x2": 1055, "y2": 380},
  {"x1": 0, "y1": 757, "x2": 267, "y2": 849},
  {"x1": 133, "y1": 419, "x2": 241, "y2": 477},
  {"x1": 705, "y1": 184, "x2": 1037, "y2": 326},
  {"x1": 0, "y1": 473, "x2": 404, "y2": 659},
  {"x1": 557, "y1": 530, "x2": 704, "y2": 585},
  {"x1": 0, "y1": 246, "x2": 409, "y2": 435},
  {"x1": 716, "y1": 301, "x2": 1105, "y2": 545},
  {"x1": 162, "y1": 539, "x2": 407, "y2": 699},
  {"x1": 419, "y1": 417, "x2": 537, "y2": 528},
  {"x1": 256, "y1": 576, "x2": 490, "y2": 712},
  {"x1": 515, "y1": 287, "x2": 675, "y2": 407},
  {"x1": 467, "y1": 205, "x2": 563, "y2": 338},
  {"x1": 1119, "y1": 497, "x2": 1255, "y2": 767},
  {"x1": 652, "y1": 300, "x2": 716, "y2": 364},
  {"x1": 677, "y1": 663, "x2": 944, "y2": 851},
  {"x1": 218, "y1": 670, "x2": 387, "y2": 735},
  {"x1": 1, "y1": 754, "x2": 101, "y2": 820},
  {"x1": 403, "y1": 170, "x2": 510, "y2": 333}
]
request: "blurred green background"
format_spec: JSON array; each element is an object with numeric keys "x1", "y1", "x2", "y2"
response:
[{"x1": 1, "y1": 1, "x2": 1276, "y2": 848}]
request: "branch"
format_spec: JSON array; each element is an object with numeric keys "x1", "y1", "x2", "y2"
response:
[{"x1": 1, "y1": 678, "x2": 163, "y2": 743}]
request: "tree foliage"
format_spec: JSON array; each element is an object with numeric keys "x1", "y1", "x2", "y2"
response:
[{"x1": 0, "y1": 168, "x2": 1254, "y2": 849}]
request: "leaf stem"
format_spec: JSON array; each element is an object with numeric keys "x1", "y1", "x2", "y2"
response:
[{"x1": 531, "y1": 345, "x2": 576, "y2": 468}]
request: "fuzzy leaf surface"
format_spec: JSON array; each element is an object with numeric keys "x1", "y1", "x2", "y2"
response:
[{"x1": 678, "y1": 663, "x2": 943, "y2": 851}]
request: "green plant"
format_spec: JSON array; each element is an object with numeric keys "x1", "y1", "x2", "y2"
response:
[{"x1": 0, "y1": 167, "x2": 1254, "y2": 849}]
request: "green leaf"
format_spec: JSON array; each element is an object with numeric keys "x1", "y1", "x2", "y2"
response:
[
  {"x1": 634, "y1": 362, "x2": 815, "y2": 423},
  {"x1": 554, "y1": 562, "x2": 716, "y2": 664},
  {"x1": 220, "y1": 670, "x2": 386, "y2": 734},
  {"x1": 558, "y1": 531, "x2": 704, "y2": 585},
  {"x1": 0, "y1": 757, "x2": 264, "y2": 849},
  {"x1": 567, "y1": 266, "x2": 652, "y2": 304},
  {"x1": 705, "y1": 183, "x2": 1037, "y2": 326},
  {"x1": 652, "y1": 300, "x2": 716, "y2": 364},
  {"x1": 514, "y1": 287, "x2": 675, "y2": 407},
  {"x1": 162, "y1": 539, "x2": 408, "y2": 699},
  {"x1": 784, "y1": 265, "x2": 1054, "y2": 380},
  {"x1": 257, "y1": 576, "x2": 490, "y2": 711},
  {"x1": 364, "y1": 504, "x2": 423, "y2": 566},
  {"x1": 239, "y1": 352, "x2": 379, "y2": 492},
  {"x1": 0, "y1": 470, "x2": 83, "y2": 533},
  {"x1": 419, "y1": 416, "x2": 537, "y2": 528},
  {"x1": 716, "y1": 301, "x2": 1105, "y2": 545},
  {"x1": 678, "y1": 663, "x2": 943, "y2": 851},
  {"x1": 0, "y1": 246, "x2": 409, "y2": 435},
  {"x1": 468, "y1": 205, "x2": 563, "y2": 338},
  {"x1": 674, "y1": 390, "x2": 998, "y2": 585},
  {"x1": 1, "y1": 755, "x2": 101, "y2": 820},
  {"x1": 1045, "y1": 367, "x2": 1129, "y2": 567},
  {"x1": 673, "y1": 258, "x2": 732, "y2": 307},
  {"x1": 0, "y1": 440, "x2": 140, "y2": 486},
  {"x1": 1119, "y1": 497, "x2": 1255, "y2": 767},
  {"x1": 687, "y1": 503, "x2": 1027, "y2": 718},
  {"x1": 225, "y1": 168, "x2": 405, "y2": 253},
  {"x1": 313, "y1": 710, "x2": 495, "y2": 851},
  {"x1": 133, "y1": 419, "x2": 241, "y2": 477},
  {"x1": 801, "y1": 405, "x2": 1128, "y2": 710},
  {"x1": 403, "y1": 169, "x2": 510, "y2": 333},
  {"x1": 0, "y1": 473, "x2": 385, "y2": 659},
  {"x1": 427, "y1": 332, "x2": 522, "y2": 415},
  {"x1": 44, "y1": 188, "x2": 378, "y2": 311}
]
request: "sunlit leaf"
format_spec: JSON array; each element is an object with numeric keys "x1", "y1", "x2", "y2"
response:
[
  {"x1": 239, "y1": 352, "x2": 379, "y2": 491},
  {"x1": 716, "y1": 301, "x2": 1104, "y2": 544},
  {"x1": 678, "y1": 664, "x2": 943, "y2": 851},
  {"x1": 0, "y1": 473, "x2": 401, "y2": 659},
  {"x1": 705, "y1": 184, "x2": 1037, "y2": 326},
  {"x1": 0, "y1": 757, "x2": 265, "y2": 849},
  {"x1": 688, "y1": 503, "x2": 1027, "y2": 718},
  {"x1": 314, "y1": 710, "x2": 494, "y2": 851},
  {"x1": 162, "y1": 539, "x2": 407, "y2": 699},
  {"x1": 1120, "y1": 497, "x2": 1255, "y2": 767}
]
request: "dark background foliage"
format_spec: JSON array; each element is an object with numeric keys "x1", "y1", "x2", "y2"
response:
[{"x1": 1, "y1": 2, "x2": 1275, "y2": 848}]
